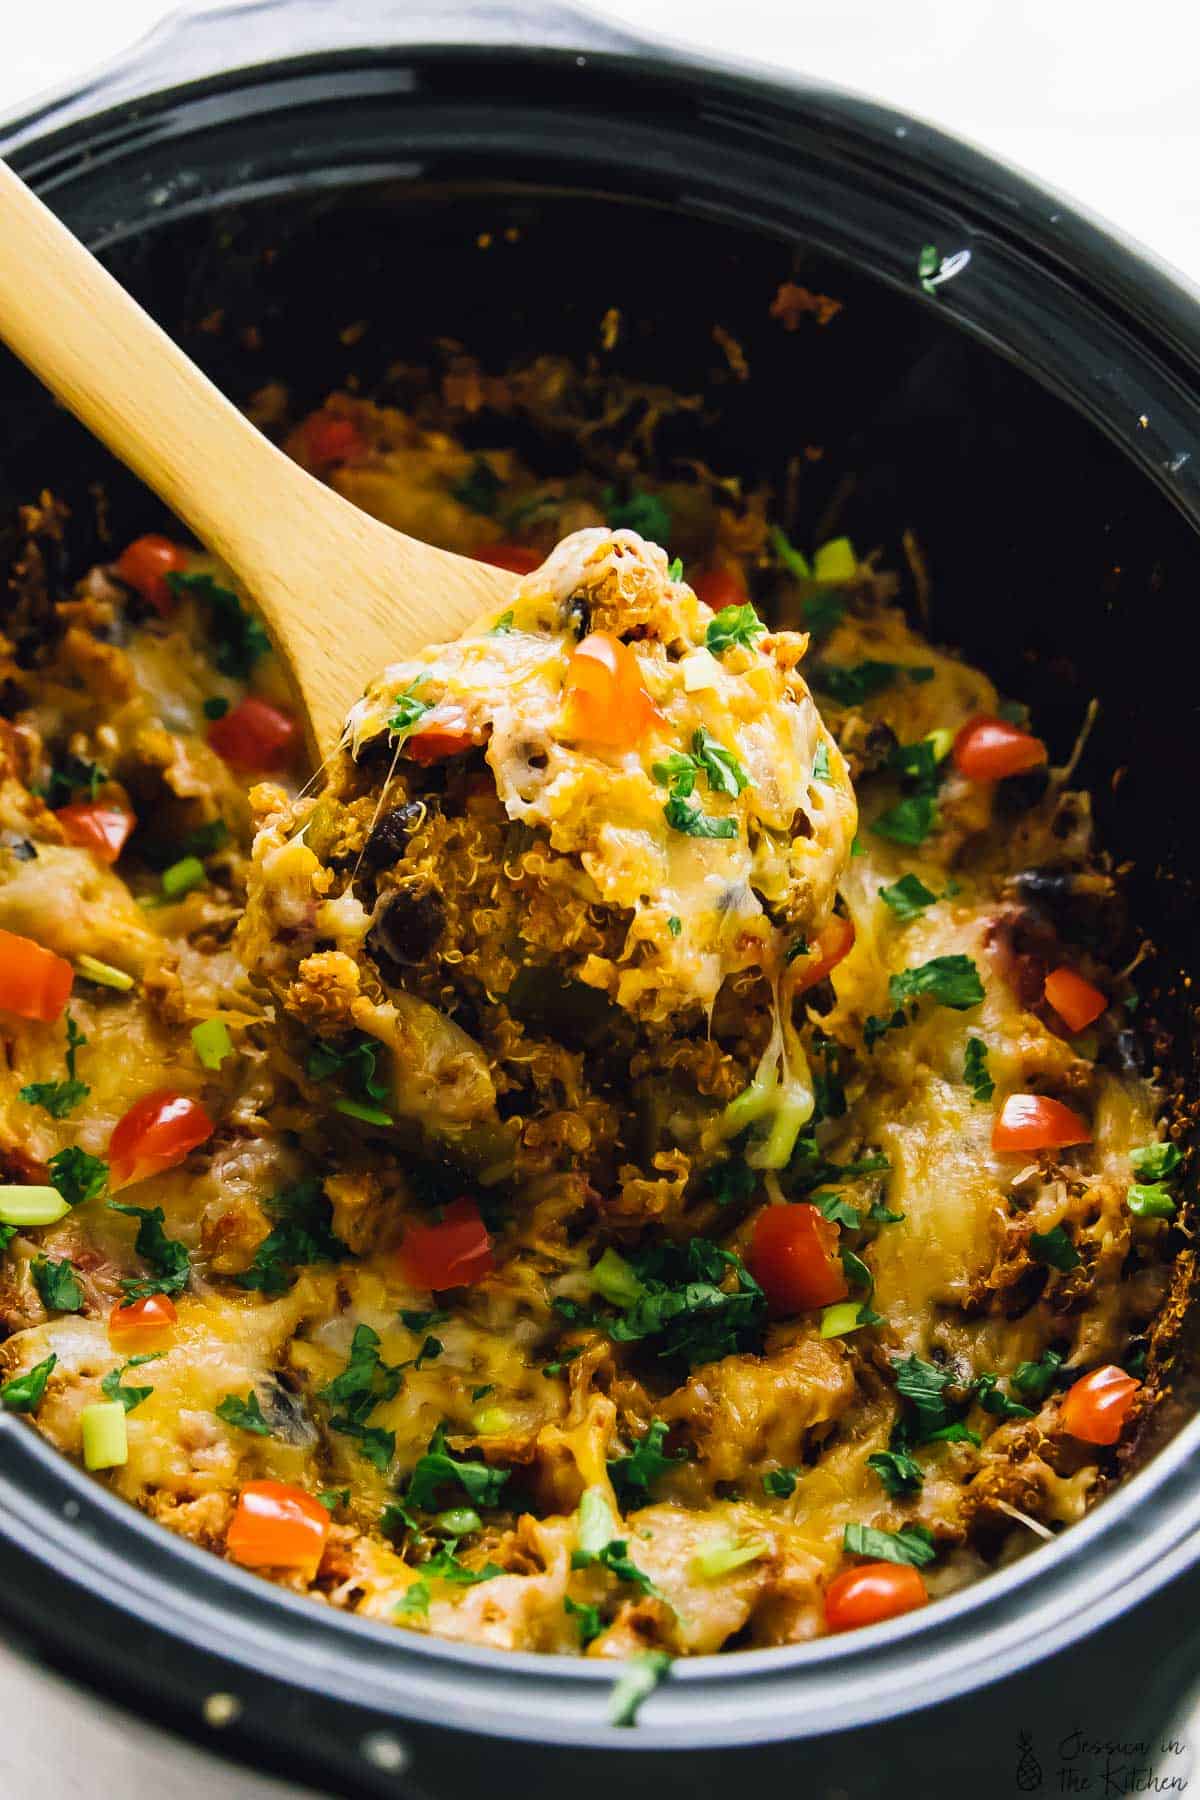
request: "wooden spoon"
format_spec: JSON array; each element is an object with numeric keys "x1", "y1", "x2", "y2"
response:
[{"x1": 0, "y1": 161, "x2": 516, "y2": 760}]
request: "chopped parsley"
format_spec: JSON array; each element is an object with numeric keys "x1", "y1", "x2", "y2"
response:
[
  {"x1": 48, "y1": 1146, "x2": 108, "y2": 1208},
  {"x1": 667, "y1": 915, "x2": 682, "y2": 937},
  {"x1": 705, "y1": 603, "x2": 766, "y2": 656},
  {"x1": 964, "y1": 1037, "x2": 994, "y2": 1103},
  {"x1": 784, "y1": 936, "x2": 810, "y2": 964},
  {"x1": 400, "y1": 1306, "x2": 451, "y2": 1332},
  {"x1": 109, "y1": 1202, "x2": 191, "y2": 1299},
  {"x1": 973, "y1": 1373, "x2": 1034, "y2": 1421},
  {"x1": 891, "y1": 1354, "x2": 958, "y2": 1440},
  {"x1": 813, "y1": 661, "x2": 899, "y2": 707},
  {"x1": 318, "y1": 1489, "x2": 350, "y2": 1512},
  {"x1": 843, "y1": 1521, "x2": 936, "y2": 1567},
  {"x1": 762, "y1": 1467, "x2": 798, "y2": 1498},
  {"x1": 608, "y1": 1650, "x2": 672, "y2": 1728},
  {"x1": 663, "y1": 795, "x2": 738, "y2": 840},
  {"x1": 101, "y1": 1352, "x2": 161, "y2": 1413},
  {"x1": 31, "y1": 1255, "x2": 83, "y2": 1314},
  {"x1": 216, "y1": 1391, "x2": 273, "y2": 1435},
  {"x1": 867, "y1": 1447, "x2": 925, "y2": 1496},
  {"x1": 692, "y1": 728, "x2": 750, "y2": 797},
  {"x1": 863, "y1": 1008, "x2": 907, "y2": 1051},
  {"x1": 234, "y1": 1179, "x2": 347, "y2": 1295},
  {"x1": 405, "y1": 1422, "x2": 510, "y2": 1511},
  {"x1": 564, "y1": 1595, "x2": 604, "y2": 1647},
  {"x1": 420, "y1": 1539, "x2": 503, "y2": 1586},
  {"x1": 1, "y1": 1352, "x2": 56, "y2": 1413},
  {"x1": 571, "y1": 1536, "x2": 659, "y2": 1598},
  {"x1": 878, "y1": 874, "x2": 937, "y2": 923},
  {"x1": 306, "y1": 1034, "x2": 389, "y2": 1106},
  {"x1": 706, "y1": 1156, "x2": 756, "y2": 1209},
  {"x1": 812, "y1": 742, "x2": 832, "y2": 784},
  {"x1": 802, "y1": 592, "x2": 846, "y2": 639},
  {"x1": 320, "y1": 1324, "x2": 404, "y2": 1469},
  {"x1": 889, "y1": 954, "x2": 984, "y2": 1012},
  {"x1": 814, "y1": 1191, "x2": 861, "y2": 1229},
  {"x1": 387, "y1": 679, "x2": 430, "y2": 741},
  {"x1": 167, "y1": 571, "x2": 270, "y2": 679},
  {"x1": 871, "y1": 793, "x2": 939, "y2": 847},
  {"x1": 451, "y1": 456, "x2": 503, "y2": 516},
  {"x1": 1011, "y1": 1349, "x2": 1066, "y2": 1401},
  {"x1": 41, "y1": 753, "x2": 107, "y2": 807},
  {"x1": 20, "y1": 1013, "x2": 89, "y2": 1118},
  {"x1": 598, "y1": 1237, "x2": 767, "y2": 1368},
  {"x1": 604, "y1": 487, "x2": 671, "y2": 543},
  {"x1": 607, "y1": 1420, "x2": 686, "y2": 1504},
  {"x1": 1030, "y1": 1225, "x2": 1081, "y2": 1272}
]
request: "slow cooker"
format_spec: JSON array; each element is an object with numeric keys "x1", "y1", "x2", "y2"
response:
[{"x1": 1, "y1": 3, "x2": 1198, "y2": 1794}]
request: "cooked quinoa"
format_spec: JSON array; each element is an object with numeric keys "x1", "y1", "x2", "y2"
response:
[{"x1": 0, "y1": 370, "x2": 1187, "y2": 1668}]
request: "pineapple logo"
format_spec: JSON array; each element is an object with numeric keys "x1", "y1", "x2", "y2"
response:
[{"x1": 1015, "y1": 1731, "x2": 1043, "y2": 1792}]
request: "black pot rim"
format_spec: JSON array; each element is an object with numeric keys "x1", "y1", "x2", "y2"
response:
[{"x1": 2, "y1": 0, "x2": 1199, "y2": 1763}]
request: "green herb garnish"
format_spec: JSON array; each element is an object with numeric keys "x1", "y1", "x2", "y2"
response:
[
  {"x1": 843, "y1": 1522, "x2": 936, "y2": 1567},
  {"x1": 167, "y1": 571, "x2": 269, "y2": 678},
  {"x1": 48, "y1": 1146, "x2": 108, "y2": 1208},
  {"x1": 234, "y1": 1179, "x2": 347, "y2": 1295},
  {"x1": 878, "y1": 874, "x2": 937, "y2": 922},
  {"x1": 1, "y1": 1352, "x2": 56, "y2": 1413},
  {"x1": 889, "y1": 954, "x2": 984, "y2": 1012},
  {"x1": 109, "y1": 1202, "x2": 191, "y2": 1299},
  {"x1": 964, "y1": 1037, "x2": 994, "y2": 1103},
  {"x1": 216, "y1": 1391, "x2": 273, "y2": 1435},
  {"x1": 101, "y1": 1352, "x2": 161, "y2": 1413},
  {"x1": 705, "y1": 603, "x2": 766, "y2": 656},
  {"x1": 406, "y1": 1422, "x2": 510, "y2": 1511},
  {"x1": 31, "y1": 1255, "x2": 84, "y2": 1314},
  {"x1": 608, "y1": 1420, "x2": 686, "y2": 1504},
  {"x1": 20, "y1": 1013, "x2": 89, "y2": 1118},
  {"x1": 1030, "y1": 1225, "x2": 1081, "y2": 1272}
]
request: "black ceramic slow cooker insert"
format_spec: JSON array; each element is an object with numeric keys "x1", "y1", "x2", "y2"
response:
[{"x1": 1, "y1": 4, "x2": 1199, "y2": 1796}]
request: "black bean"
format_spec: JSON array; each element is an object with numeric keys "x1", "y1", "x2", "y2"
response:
[
  {"x1": 362, "y1": 801, "x2": 428, "y2": 872},
  {"x1": 994, "y1": 766, "x2": 1051, "y2": 817},
  {"x1": 366, "y1": 888, "x2": 445, "y2": 972}
]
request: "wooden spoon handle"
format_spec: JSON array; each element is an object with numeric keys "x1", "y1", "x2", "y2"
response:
[
  {"x1": 0, "y1": 158, "x2": 297, "y2": 556},
  {"x1": 0, "y1": 160, "x2": 515, "y2": 758}
]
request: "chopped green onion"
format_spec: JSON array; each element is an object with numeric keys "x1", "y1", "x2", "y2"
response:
[
  {"x1": 432, "y1": 1508, "x2": 482, "y2": 1536},
  {"x1": 81, "y1": 1400, "x2": 128, "y2": 1470},
  {"x1": 1127, "y1": 1183, "x2": 1175, "y2": 1220},
  {"x1": 812, "y1": 537, "x2": 857, "y2": 583},
  {"x1": 161, "y1": 855, "x2": 207, "y2": 899},
  {"x1": 608, "y1": 1650, "x2": 672, "y2": 1728},
  {"x1": 590, "y1": 1247, "x2": 646, "y2": 1309},
  {"x1": 820, "y1": 1300, "x2": 868, "y2": 1338},
  {"x1": 691, "y1": 1538, "x2": 768, "y2": 1580},
  {"x1": 191, "y1": 1018, "x2": 234, "y2": 1071},
  {"x1": 0, "y1": 1186, "x2": 71, "y2": 1227},
  {"x1": 577, "y1": 1484, "x2": 620, "y2": 1556},
  {"x1": 75, "y1": 954, "x2": 135, "y2": 991},
  {"x1": 333, "y1": 1098, "x2": 393, "y2": 1126}
]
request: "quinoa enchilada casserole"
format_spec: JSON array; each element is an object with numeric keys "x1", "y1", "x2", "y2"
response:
[{"x1": 0, "y1": 355, "x2": 1188, "y2": 1695}]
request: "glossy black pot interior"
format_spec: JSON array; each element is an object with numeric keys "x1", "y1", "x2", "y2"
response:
[{"x1": 2, "y1": 7, "x2": 1199, "y2": 1796}]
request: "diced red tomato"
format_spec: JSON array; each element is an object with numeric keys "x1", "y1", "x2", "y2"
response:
[
  {"x1": 748, "y1": 1202, "x2": 849, "y2": 1316},
  {"x1": 992, "y1": 1093, "x2": 1092, "y2": 1153},
  {"x1": 227, "y1": 1480, "x2": 330, "y2": 1574},
  {"x1": 692, "y1": 566, "x2": 747, "y2": 610},
  {"x1": 825, "y1": 1562, "x2": 928, "y2": 1632},
  {"x1": 109, "y1": 1091, "x2": 215, "y2": 1187},
  {"x1": 208, "y1": 697, "x2": 297, "y2": 771},
  {"x1": 561, "y1": 631, "x2": 659, "y2": 747},
  {"x1": 1060, "y1": 1364, "x2": 1141, "y2": 1446},
  {"x1": 399, "y1": 1197, "x2": 494, "y2": 1292},
  {"x1": 953, "y1": 715, "x2": 1047, "y2": 782},
  {"x1": 1043, "y1": 967, "x2": 1108, "y2": 1034},
  {"x1": 108, "y1": 1293, "x2": 178, "y2": 1345},
  {"x1": 301, "y1": 413, "x2": 367, "y2": 471},
  {"x1": 0, "y1": 929, "x2": 73, "y2": 1023},
  {"x1": 476, "y1": 542, "x2": 541, "y2": 575},
  {"x1": 56, "y1": 804, "x2": 135, "y2": 865},
  {"x1": 792, "y1": 914, "x2": 856, "y2": 997},
  {"x1": 405, "y1": 708, "x2": 477, "y2": 765},
  {"x1": 113, "y1": 535, "x2": 189, "y2": 616}
]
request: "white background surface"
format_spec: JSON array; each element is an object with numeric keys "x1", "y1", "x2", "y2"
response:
[
  {"x1": 1, "y1": 1, "x2": 1198, "y2": 1795},
  {"x1": 1, "y1": 0, "x2": 1198, "y2": 284}
]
